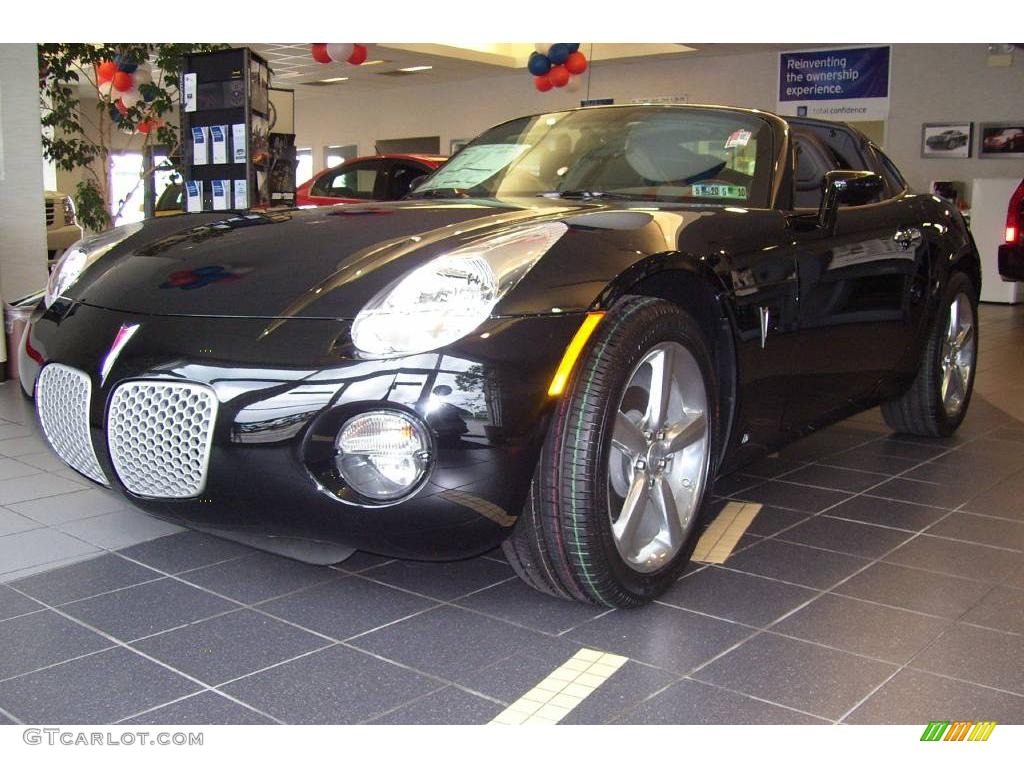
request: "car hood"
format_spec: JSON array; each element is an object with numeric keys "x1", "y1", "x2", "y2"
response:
[{"x1": 67, "y1": 200, "x2": 602, "y2": 320}]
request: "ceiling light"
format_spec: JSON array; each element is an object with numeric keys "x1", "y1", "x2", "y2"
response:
[{"x1": 398, "y1": 65, "x2": 432, "y2": 73}]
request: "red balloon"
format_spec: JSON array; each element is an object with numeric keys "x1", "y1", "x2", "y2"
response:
[
  {"x1": 565, "y1": 51, "x2": 588, "y2": 75},
  {"x1": 534, "y1": 74, "x2": 553, "y2": 92},
  {"x1": 97, "y1": 60, "x2": 117, "y2": 81},
  {"x1": 114, "y1": 99, "x2": 129, "y2": 117},
  {"x1": 548, "y1": 65, "x2": 570, "y2": 88},
  {"x1": 138, "y1": 119, "x2": 153, "y2": 134},
  {"x1": 311, "y1": 43, "x2": 331, "y2": 64},
  {"x1": 347, "y1": 44, "x2": 368, "y2": 65},
  {"x1": 112, "y1": 71, "x2": 133, "y2": 92}
]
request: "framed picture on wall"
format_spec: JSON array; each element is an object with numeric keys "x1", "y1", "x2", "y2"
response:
[
  {"x1": 978, "y1": 122, "x2": 1024, "y2": 158},
  {"x1": 921, "y1": 122, "x2": 973, "y2": 159}
]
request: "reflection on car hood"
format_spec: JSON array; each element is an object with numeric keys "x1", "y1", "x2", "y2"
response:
[{"x1": 67, "y1": 200, "x2": 601, "y2": 320}]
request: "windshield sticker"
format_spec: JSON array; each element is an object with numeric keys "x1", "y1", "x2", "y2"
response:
[
  {"x1": 724, "y1": 129, "x2": 752, "y2": 149},
  {"x1": 416, "y1": 144, "x2": 530, "y2": 192},
  {"x1": 691, "y1": 183, "x2": 749, "y2": 199}
]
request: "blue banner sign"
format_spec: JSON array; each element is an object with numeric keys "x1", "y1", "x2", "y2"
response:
[{"x1": 777, "y1": 46, "x2": 891, "y2": 120}]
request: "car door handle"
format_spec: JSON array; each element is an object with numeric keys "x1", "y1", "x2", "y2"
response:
[{"x1": 894, "y1": 227, "x2": 923, "y2": 250}]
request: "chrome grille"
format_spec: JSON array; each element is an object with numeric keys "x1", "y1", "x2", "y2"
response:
[
  {"x1": 35, "y1": 364, "x2": 109, "y2": 485},
  {"x1": 107, "y1": 381, "x2": 218, "y2": 498},
  {"x1": 45, "y1": 200, "x2": 55, "y2": 226}
]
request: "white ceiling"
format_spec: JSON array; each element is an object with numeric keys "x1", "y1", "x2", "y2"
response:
[{"x1": 248, "y1": 43, "x2": 819, "y2": 98}]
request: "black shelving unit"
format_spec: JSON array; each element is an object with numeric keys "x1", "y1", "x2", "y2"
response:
[{"x1": 179, "y1": 47, "x2": 270, "y2": 212}]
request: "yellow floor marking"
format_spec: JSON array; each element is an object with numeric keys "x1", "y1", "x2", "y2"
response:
[
  {"x1": 691, "y1": 502, "x2": 762, "y2": 564},
  {"x1": 489, "y1": 648, "x2": 629, "y2": 725}
]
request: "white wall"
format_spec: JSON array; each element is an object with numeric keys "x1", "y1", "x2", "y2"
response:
[
  {"x1": 295, "y1": 43, "x2": 1024, "y2": 199},
  {"x1": 0, "y1": 44, "x2": 49, "y2": 308}
]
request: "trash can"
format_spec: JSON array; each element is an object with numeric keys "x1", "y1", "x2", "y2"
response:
[{"x1": 4, "y1": 291, "x2": 44, "y2": 382}]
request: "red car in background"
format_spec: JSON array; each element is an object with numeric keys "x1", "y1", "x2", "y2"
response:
[{"x1": 296, "y1": 153, "x2": 446, "y2": 207}]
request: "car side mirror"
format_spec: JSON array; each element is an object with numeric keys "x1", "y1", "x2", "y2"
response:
[
  {"x1": 407, "y1": 175, "x2": 427, "y2": 194},
  {"x1": 818, "y1": 170, "x2": 885, "y2": 231}
]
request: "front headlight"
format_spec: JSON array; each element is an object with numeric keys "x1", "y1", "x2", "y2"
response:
[
  {"x1": 44, "y1": 222, "x2": 144, "y2": 308},
  {"x1": 351, "y1": 222, "x2": 567, "y2": 355}
]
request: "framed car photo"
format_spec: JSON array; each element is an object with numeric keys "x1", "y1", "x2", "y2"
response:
[
  {"x1": 978, "y1": 122, "x2": 1024, "y2": 158},
  {"x1": 921, "y1": 122, "x2": 973, "y2": 158}
]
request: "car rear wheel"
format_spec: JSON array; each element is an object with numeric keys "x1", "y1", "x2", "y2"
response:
[
  {"x1": 881, "y1": 272, "x2": 978, "y2": 437},
  {"x1": 502, "y1": 296, "x2": 717, "y2": 607}
]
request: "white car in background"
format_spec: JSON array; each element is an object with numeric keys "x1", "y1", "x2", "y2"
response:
[{"x1": 45, "y1": 190, "x2": 83, "y2": 269}]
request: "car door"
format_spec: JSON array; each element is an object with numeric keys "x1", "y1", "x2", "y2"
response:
[
  {"x1": 783, "y1": 128, "x2": 927, "y2": 429},
  {"x1": 306, "y1": 158, "x2": 386, "y2": 206},
  {"x1": 380, "y1": 159, "x2": 434, "y2": 201}
]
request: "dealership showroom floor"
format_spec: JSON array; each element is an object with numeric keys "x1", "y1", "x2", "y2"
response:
[{"x1": 0, "y1": 302, "x2": 1019, "y2": 726}]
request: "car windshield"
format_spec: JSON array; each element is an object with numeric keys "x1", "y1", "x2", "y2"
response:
[{"x1": 411, "y1": 106, "x2": 774, "y2": 206}]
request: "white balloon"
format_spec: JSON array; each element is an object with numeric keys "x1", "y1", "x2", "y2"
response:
[
  {"x1": 119, "y1": 88, "x2": 141, "y2": 108},
  {"x1": 98, "y1": 81, "x2": 114, "y2": 99},
  {"x1": 566, "y1": 75, "x2": 583, "y2": 92},
  {"x1": 534, "y1": 43, "x2": 553, "y2": 55},
  {"x1": 326, "y1": 43, "x2": 354, "y2": 62}
]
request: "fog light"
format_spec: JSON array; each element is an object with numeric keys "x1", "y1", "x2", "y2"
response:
[{"x1": 336, "y1": 411, "x2": 431, "y2": 501}]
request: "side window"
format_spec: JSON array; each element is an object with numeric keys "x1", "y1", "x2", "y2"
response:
[
  {"x1": 792, "y1": 132, "x2": 838, "y2": 209},
  {"x1": 870, "y1": 146, "x2": 909, "y2": 198},
  {"x1": 312, "y1": 161, "x2": 382, "y2": 199},
  {"x1": 385, "y1": 162, "x2": 430, "y2": 200}
]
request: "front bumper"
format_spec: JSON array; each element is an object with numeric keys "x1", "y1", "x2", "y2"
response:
[
  {"x1": 999, "y1": 243, "x2": 1024, "y2": 282},
  {"x1": 23, "y1": 301, "x2": 583, "y2": 561}
]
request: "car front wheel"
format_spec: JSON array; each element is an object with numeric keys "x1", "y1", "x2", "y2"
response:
[{"x1": 503, "y1": 296, "x2": 717, "y2": 607}]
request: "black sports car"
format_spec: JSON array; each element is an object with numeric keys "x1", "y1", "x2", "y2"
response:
[
  {"x1": 22, "y1": 105, "x2": 981, "y2": 607},
  {"x1": 925, "y1": 128, "x2": 969, "y2": 150}
]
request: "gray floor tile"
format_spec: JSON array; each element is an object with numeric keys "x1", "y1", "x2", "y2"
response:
[
  {"x1": 730, "y1": 480, "x2": 852, "y2": 513},
  {"x1": 960, "y1": 586, "x2": 1024, "y2": 636},
  {"x1": 0, "y1": 647, "x2": 199, "y2": 724},
  {"x1": 884, "y1": 536, "x2": 1023, "y2": 583},
  {"x1": 661, "y1": 566, "x2": 818, "y2": 627},
  {"x1": 61, "y1": 578, "x2": 237, "y2": 642},
  {"x1": 784, "y1": 464, "x2": 888, "y2": 493},
  {"x1": 344, "y1": 556, "x2": 514, "y2": 603},
  {"x1": 618, "y1": 678, "x2": 828, "y2": 724},
  {"x1": 7, "y1": 488, "x2": 131, "y2": 526},
  {"x1": 713, "y1": 473, "x2": 762, "y2": 497},
  {"x1": 117, "y1": 531, "x2": 253, "y2": 574},
  {"x1": 0, "y1": 435, "x2": 50, "y2": 458},
  {"x1": 0, "y1": 528, "x2": 100, "y2": 577},
  {"x1": 834, "y1": 561, "x2": 993, "y2": 619},
  {"x1": 131, "y1": 609, "x2": 329, "y2": 686},
  {"x1": 845, "y1": 668, "x2": 1024, "y2": 724},
  {"x1": 926, "y1": 512, "x2": 1024, "y2": 552},
  {"x1": 260, "y1": 576, "x2": 437, "y2": 639},
  {"x1": 721, "y1": 538, "x2": 871, "y2": 589},
  {"x1": 826, "y1": 495, "x2": 950, "y2": 532},
  {"x1": 180, "y1": 551, "x2": 343, "y2": 604},
  {"x1": 819, "y1": 448, "x2": 919, "y2": 475},
  {"x1": 329, "y1": 552, "x2": 394, "y2": 573},
  {"x1": 563, "y1": 603, "x2": 754, "y2": 676},
  {"x1": 220, "y1": 644, "x2": 440, "y2": 724},
  {"x1": 741, "y1": 456, "x2": 807, "y2": 479},
  {"x1": 0, "y1": 474, "x2": 95, "y2": 506},
  {"x1": 772, "y1": 593, "x2": 952, "y2": 664},
  {"x1": 122, "y1": 691, "x2": 276, "y2": 725},
  {"x1": 865, "y1": 478, "x2": 975, "y2": 509},
  {"x1": 0, "y1": 584, "x2": 43, "y2": 621},
  {"x1": 0, "y1": 424, "x2": 36, "y2": 442},
  {"x1": 0, "y1": 553, "x2": 100, "y2": 583},
  {"x1": 777, "y1": 516, "x2": 914, "y2": 559},
  {"x1": 57, "y1": 509, "x2": 183, "y2": 550},
  {"x1": 910, "y1": 623, "x2": 1024, "y2": 695},
  {"x1": 455, "y1": 578, "x2": 607, "y2": 635},
  {"x1": 10, "y1": 452, "x2": 66, "y2": 473},
  {"x1": 0, "y1": 458, "x2": 42, "y2": 481},
  {"x1": 693, "y1": 633, "x2": 897, "y2": 720},
  {"x1": 0, "y1": 507, "x2": 40, "y2": 536},
  {"x1": 369, "y1": 686, "x2": 503, "y2": 725},
  {"x1": 743, "y1": 505, "x2": 811, "y2": 537},
  {"x1": 350, "y1": 604, "x2": 550, "y2": 679},
  {"x1": 0, "y1": 610, "x2": 112, "y2": 680},
  {"x1": 9, "y1": 553, "x2": 163, "y2": 606}
]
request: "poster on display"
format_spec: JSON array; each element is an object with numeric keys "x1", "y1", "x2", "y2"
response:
[
  {"x1": 921, "y1": 123, "x2": 973, "y2": 159},
  {"x1": 777, "y1": 46, "x2": 891, "y2": 121}
]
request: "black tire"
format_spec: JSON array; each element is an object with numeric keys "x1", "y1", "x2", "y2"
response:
[
  {"x1": 881, "y1": 271, "x2": 978, "y2": 437},
  {"x1": 503, "y1": 296, "x2": 718, "y2": 607}
]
